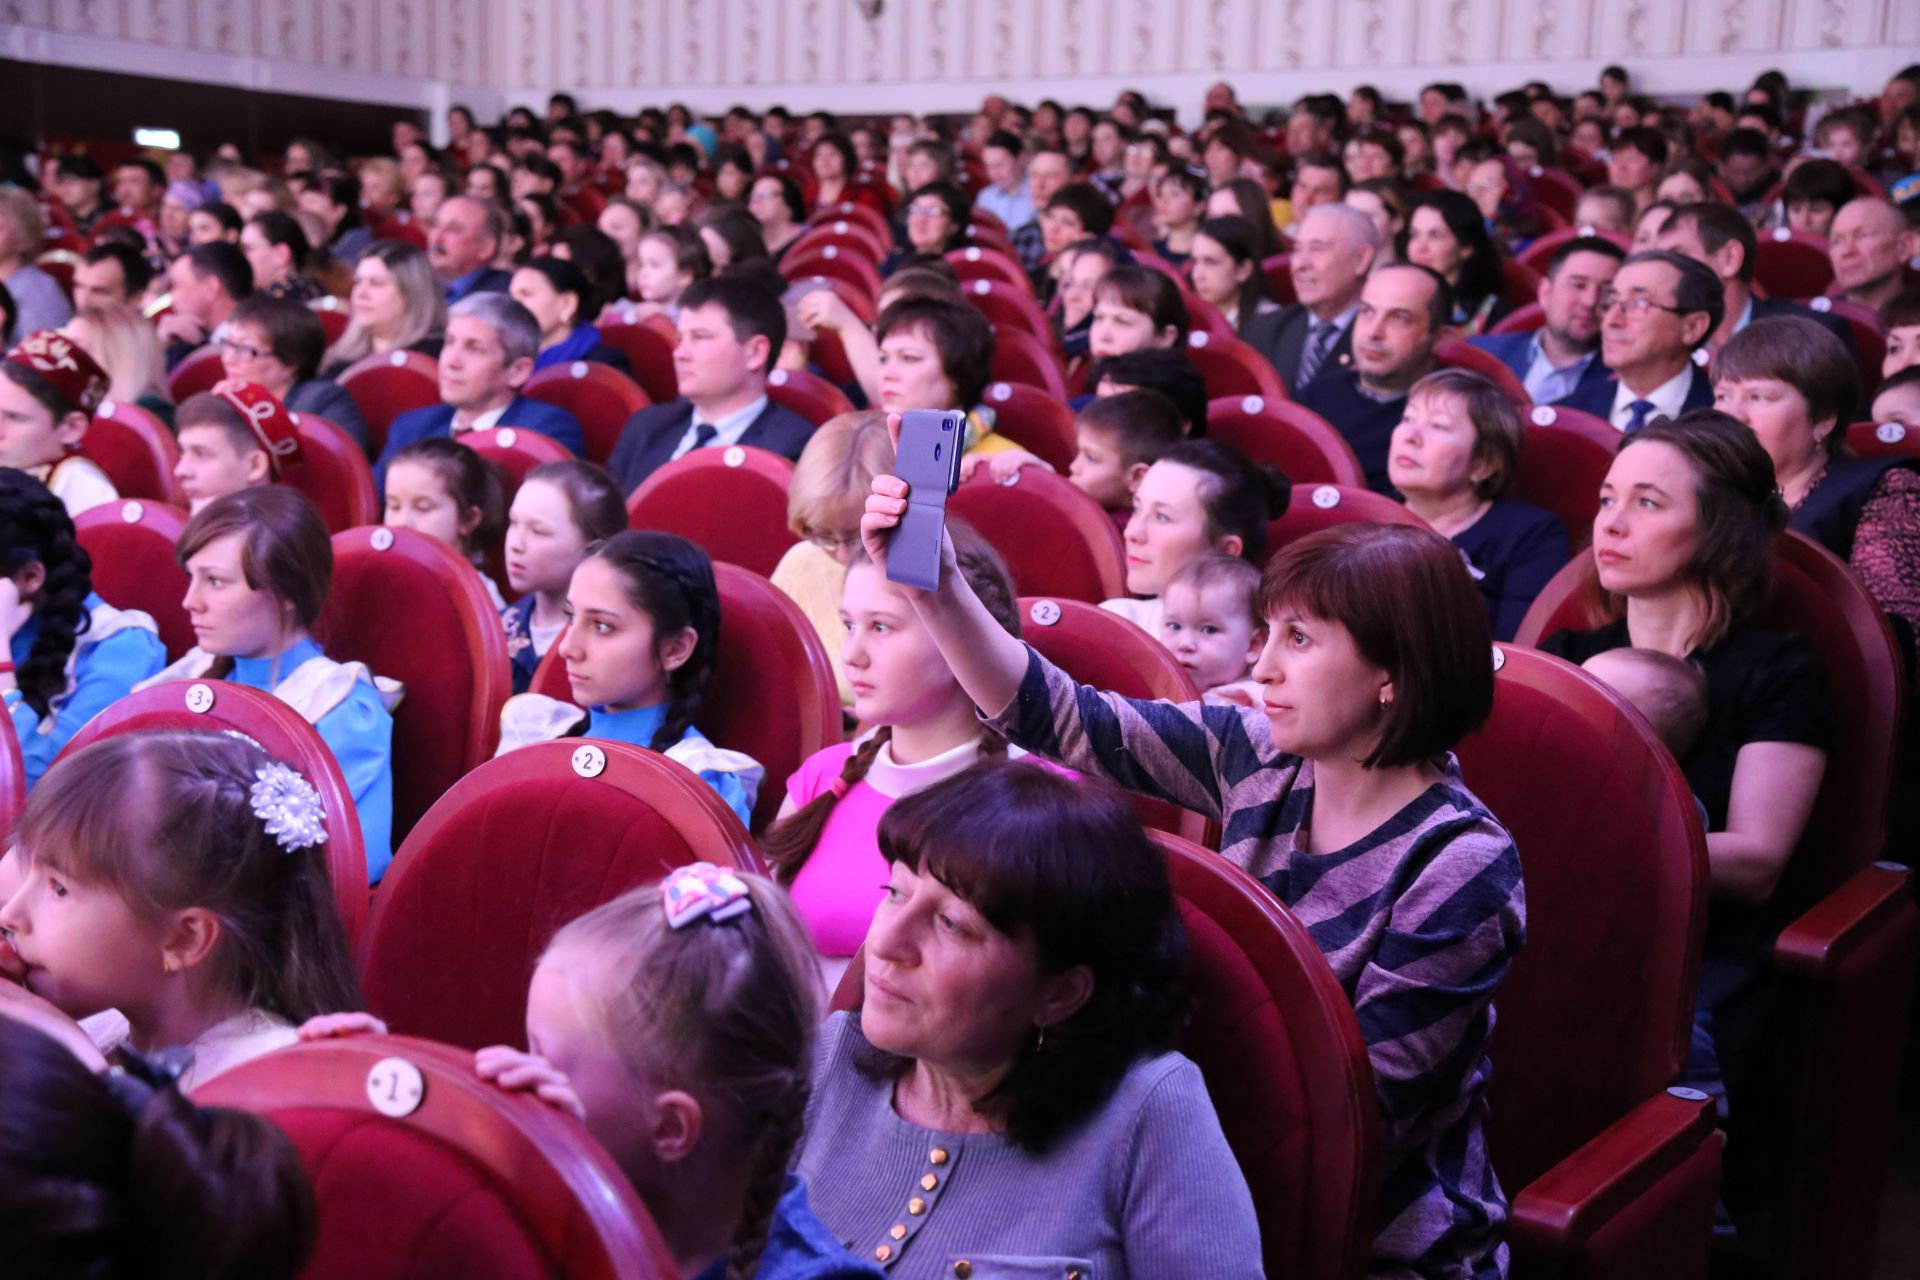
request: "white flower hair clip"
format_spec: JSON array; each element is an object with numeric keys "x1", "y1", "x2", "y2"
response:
[{"x1": 249, "y1": 762, "x2": 328, "y2": 853}]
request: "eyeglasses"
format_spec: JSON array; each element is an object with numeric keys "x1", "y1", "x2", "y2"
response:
[
  {"x1": 218, "y1": 338, "x2": 274, "y2": 361},
  {"x1": 1597, "y1": 291, "x2": 1687, "y2": 318},
  {"x1": 803, "y1": 529, "x2": 863, "y2": 553},
  {"x1": 907, "y1": 201, "x2": 949, "y2": 219}
]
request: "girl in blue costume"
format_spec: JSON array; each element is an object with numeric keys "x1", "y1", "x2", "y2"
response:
[
  {"x1": 0, "y1": 468, "x2": 167, "y2": 789},
  {"x1": 496, "y1": 530, "x2": 761, "y2": 825},
  {"x1": 501, "y1": 459, "x2": 628, "y2": 694},
  {"x1": 139, "y1": 487, "x2": 400, "y2": 881}
]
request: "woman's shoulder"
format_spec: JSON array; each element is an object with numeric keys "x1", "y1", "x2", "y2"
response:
[
  {"x1": 496, "y1": 692, "x2": 589, "y2": 755},
  {"x1": 1538, "y1": 616, "x2": 1629, "y2": 662},
  {"x1": 1481, "y1": 498, "x2": 1568, "y2": 542}
]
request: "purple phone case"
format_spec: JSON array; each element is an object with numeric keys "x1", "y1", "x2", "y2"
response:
[{"x1": 887, "y1": 410, "x2": 965, "y2": 592}]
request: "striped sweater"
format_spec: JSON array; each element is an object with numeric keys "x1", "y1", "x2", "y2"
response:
[{"x1": 986, "y1": 644, "x2": 1527, "y2": 1280}]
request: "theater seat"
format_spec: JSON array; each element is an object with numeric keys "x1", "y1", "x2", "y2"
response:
[
  {"x1": 1847, "y1": 420, "x2": 1920, "y2": 462},
  {"x1": 463, "y1": 425, "x2": 575, "y2": 490},
  {"x1": 59, "y1": 680, "x2": 369, "y2": 947},
  {"x1": 1800, "y1": 296, "x2": 1887, "y2": 386},
  {"x1": 359, "y1": 741, "x2": 761, "y2": 1049},
  {"x1": 1267, "y1": 485, "x2": 1427, "y2": 558},
  {"x1": 165, "y1": 345, "x2": 226, "y2": 404},
  {"x1": 1514, "y1": 226, "x2": 1633, "y2": 276},
  {"x1": 523, "y1": 361, "x2": 650, "y2": 465},
  {"x1": 315, "y1": 527, "x2": 511, "y2": 840},
  {"x1": 309, "y1": 296, "x2": 349, "y2": 345},
  {"x1": 1487, "y1": 301, "x2": 1546, "y2": 335},
  {"x1": 1753, "y1": 228, "x2": 1836, "y2": 301},
  {"x1": 1261, "y1": 254, "x2": 1298, "y2": 306},
  {"x1": 193, "y1": 1034, "x2": 679, "y2": 1279},
  {"x1": 788, "y1": 222, "x2": 888, "y2": 265},
  {"x1": 625, "y1": 445, "x2": 799, "y2": 579},
  {"x1": 947, "y1": 245, "x2": 1034, "y2": 295},
  {"x1": 338, "y1": 351, "x2": 441, "y2": 460},
  {"x1": 1436, "y1": 339, "x2": 1532, "y2": 406},
  {"x1": 766, "y1": 366, "x2": 853, "y2": 427},
  {"x1": 781, "y1": 245, "x2": 884, "y2": 300},
  {"x1": 989, "y1": 325, "x2": 1070, "y2": 399},
  {"x1": 73, "y1": 499, "x2": 195, "y2": 660},
  {"x1": 809, "y1": 201, "x2": 892, "y2": 245},
  {"x1": 0, "y1": 710, "x2": 23, "y2": 844},
  {"x1": 982, "y1": 380, "x2": 1077, "y2": 473},
  {"x1": 1187, "y1": 330, "x2": 1288, "y2": 401},
  {"x1": 949, "y1": 468, "x2": 1127, "y2": 603},
  {"x1": 1528, "y1": 166, "x2": 1585, "y2": 220},
  {"x1": 1498, "y1": 258, "x2": 1545, "y2": 313},
  {"x1": 594, "y1": 320, "x2": 679, "y2": 406},
  {"x1": 1207, "y1": 395, "x2": 1366, "y2": 487},
  {"x1": 84, "y1": 398, "x2": 184, "y2": 505},
  {"x1": 283, "y1": 414, "x2": 379, "y2": 534},
  {"x1": 962, "y1": 278, "x2": 1059, "y2": 353},
  {"x1": 1513, "y1": 403, "x2": 1617, "y2": 550}
]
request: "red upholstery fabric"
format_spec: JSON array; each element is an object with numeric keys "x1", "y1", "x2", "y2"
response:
[
  {"x1": 949, "y1": 468, "x2": 1127, "y2": 603},
  {"x1": 1515, "y1": 226, "x2": 1635, "y2": 276},
  {"x1": 1261, "y1": 254, "x2": 1298, "y2": 306},
  {"x1": 1752, "y1": 230, "x2": 1836, "y2": 301},
  {"x1": 59, "y1": 680, "x2": 370, "y2": 947},
  {"x1": 989, "y1": 326, "x2": 1070, "y2": 399},
  {"x1": 810, "y1": 201, "x2": 892, "y2": 244},
  {"x1": 337, "y1": 351, "x2": 441, "y2": 459},
  {"x1": 766, "y1": 366, "x2": 853, "y2": 427},
  {"x1": 283, "y1": 414, "x2": 379, "y2": 534},
  {"x1": 463, "y1": 424, "x2": 576, "y2": 489},
  {"x1": 625, "y1": 445, "x2": 799, "y2": 579},
  {"x1": 73, "y1": 498, "x2": 195, "y2": 659},
  {"x1": 981, "y1": 380, "x2": 1077, "y2": 473},
  {"x1": 165, "y1": 345, "x2": 226, "y2": 404},
  {"x1": 1846, "y1": 419, "x2": 1920, "y2": 461},
  {"x1": 1187, "y1": 330, "x2": 1289, "y2": 401},
  {"x1": 85, "y1": 398, "x2": 184, "y2": 505},
  {"x1": 1187, "y1": 294, "x2": 1240, "y2": 343},
  {"x1": 1436, "y1": 338, "x2": 1532, "y2": 406},
  {"x1": 360, "y1": 742, "x2": 760, "y2": 1047},
  {"x1": 947, "y1": 246, "x2": 1034, "y2": 295},
  {"x1": 1487, "y1": 301, "x2": 1546, "y2": 335},
  {"x1": 0, "y1": 705, "x2": 23, "y2": 845},
  {"x1": 310, "y1": 297, "x2": 349, "y2": 345},
  {"x1": 1528, "y1": 167, "x2": 1585, "y2": 219},
  {"x1": 1498, "y1": 258, "x2": 1545, "y2": 312},
  {"x1": 315, "y1": 527, "x2": 510, "y2": 839},
  {"x1": 781, "y1": 245, "x2": 884, "y2": 300},
  {"x1": 523, "y1": 361, "x2": 651, "y2": 466},
  {"x1": 1512, "y1": 404, "x2": 1618, "y2": 550},
  {"x1": 788, "y1": 223, "x2": 888, "y2": 264},
  {"x1": 594, "y1": 321, "x2": 679, "y2": 406},
  {"x1": 193, "y1": 1035, "x2": 678, "y2": 1280},
  {"x1": 1206, "y1": 395, "x2": 1367, "y2": 487},
  {"x1": 1267, "y1": 484, "x2": 1428, "y2": 558},
  {"x1": 1798, "y1": 296, "x2": 1887, "y2": 386},
  {"x1": 962, "y1": 279, "x2": 1059, "y2": 352}
]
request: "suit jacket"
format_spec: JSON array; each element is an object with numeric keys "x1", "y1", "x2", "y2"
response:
[
  {"x1": 607, "y1": 398, "x2": 816, "y2": 495},
  {"x1": 1249, "y1": 305, "x2": 1356, "y2": 394},
  {"x1": 1470, "y1": 331, "x2": 1615, "y2": 403},
  {"x1": 1550, "y1": 361, "x2": 1715, "y2": 425},
  {"x1": 444, "y1": 266, "x2": 514, "y2": 306},
  {"x1": 375, "y1": 395, "x2": 586, "y2": 490},
  {"x1": 1747, "y1": 296, "x2": 1856, "y2": 353},
  {"x1": 287, "y1": 378, "x2": 374, "y2": 455}
]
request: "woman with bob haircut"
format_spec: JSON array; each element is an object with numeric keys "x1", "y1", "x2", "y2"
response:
[
  {"x1": 861, "y1": 454, "x2": 1526, "y2": 1279},
  {"x1": 871, "y1": 297, "x2": 1019, "y2": 457},
  {"x1": 795, "y1": 758, "x2": 1264, "y2": 1277}
]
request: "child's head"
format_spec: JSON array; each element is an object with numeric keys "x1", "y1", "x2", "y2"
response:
[
  {"x1": 0, "y1": 467, "x2": 94, "y2": 719},
  {"x1": 1124, "y1": 439, "x2": 1291, "y2": 597},
  {"x1": 786, "y1": 410, "x2": 895, "y2": 565},
  {"x1": 1, "y1": 731, "x2": 361, "y2": 1037},
  {"x1": 528, "y1": 866, "x2": 819, "y2": 1275},
  {"x1": 504, "y1": 460, "x2": 627, "y2": 598},
  {"x1": 1580, "y1": 647, "x2": 1709, "y2": 758},
  {"x1": 173, "y1": 383, "x2": 303, "y2": 514},
  {"x1": 558, "y1": 531, "x2": 719, "y2": 748},
  {"x1": 1071, "y1": 389, "x2": 1185, "y2": 510},
  {"x1": 1089, "y1": 265, "x2": 1190, "y2": 359},
  {"x1": 1161, "y1": 554, "x2": 1265, "y2": 689},
  {"x1": 1091, "y1": 347, "x2": 1210, "y2": 436},
  {"x1": 1813, "y1": 107, "x2": 1875, "y2": 168},
  {"x1": 0, "y1": 330, "x2": 109, "y2": 471},
  {"x1": 176, "y1": 486, "x2": 332, "y2": 661},
  {"x1": 383, "y1": 437, "x2": 507, "y2": 567},
  {"x1": 1870, "y1": 366, "x2": 1920, "y2": 428},
  {"x1": 1882, "y1": 288, "x2": 1920, "y2": 380},
  {"x1": 636, "y1": 225, "x2": 711, "y2": 305}
]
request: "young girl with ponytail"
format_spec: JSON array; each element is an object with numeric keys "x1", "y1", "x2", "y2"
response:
[{"x1": 1, "y1": 468, "x2": 167, "y2": 789}]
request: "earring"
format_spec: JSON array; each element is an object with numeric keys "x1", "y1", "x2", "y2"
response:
[{"x1": 1034, "y1": 1025, "x2": 1047, "y2": 1053}]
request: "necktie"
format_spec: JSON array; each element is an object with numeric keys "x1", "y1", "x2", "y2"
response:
[
  {"x1": 1298, "y1": 321, "x2": 1337, "y2": 388},
  {"x1": 1623, "y1": 399, "x2": 1656, "y2": 434},
  {"x1": 690, "y1": 422, "x2": 718, "y2": 451}
]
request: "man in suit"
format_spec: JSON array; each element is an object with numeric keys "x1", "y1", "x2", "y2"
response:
[
  {"x1": 157, "y1": 242, "x2": 252, "y2": 370},
  {"x1": 1551, "y1": 250, "x2": 1721, "y2": 431},
  {"x1": 1249, "y1": 203, "x2": 1377, "y2": 395},
  {"x1": 1656, "y1": 201, "x2": 1856, "y2": 352},
  {"x1": 606, "y1": 275, "x2": 814, "y2": 494},
  {"x1": 1471, "y1": 235, "x2": 1623, "y2": 404},
  {"x1": 376, "y1": 292, "x2": 584, "y2": 490},
  {"x1": 429, "y1": 196, "x2": 512, "y2": 305}
]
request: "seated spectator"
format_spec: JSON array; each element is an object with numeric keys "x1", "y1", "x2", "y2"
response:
[
  {"x1": 1608, "y1": 126, "x2": 1669, "y2": 213},
  {"x1": 508, "y1": 255, "x2": 631, "y2": 372},
  {"x1": 70, "y1": 241, "x2": 156, "y2": 313},
  {"x1": 747, "y1": 173, "x2": 808, "y2": 260},
  {"x1": 1574, "y1": 184, "x2": 1639, "y2": 236},
  {"x1": 1207, "y1": 176, "x2": 1286, "y2": 260},
  {"x1": 1267, "y1": 203, "x2": 1380, "y2": 392},
  {"x1": 1091, "y1": 348, "x2": 1211, "y2": 437},
  {"x1": 808, "y1": 133, "x2": 863, "y2": 212},
  {"x1": 1472, "y1": 234, "x2": 1623, "y2": 404},
  {"x1": 1160, "y1": 553, "x2": 1266, "y2": 705},
  {"x1": 1387, "y1": 368, "x2": 1570, "y2": 639},
  {"x1": 1779, "y1": 159, "x2": 1856, "y2": 240},
  {"x1": 1813, "y1": 105, "x2": 1878, "y2": 169},
  {"x1": 172, "y1": 382, "x2": 303, "y2": 513},
  {"x1": 966, "y1": 387, "x2": 1188, "y2": 532},
  {"x1": 377, "y1": 292, "x2": 586, "y2": 488},
  {"x1": 240, "y1": 210, "x2": 323, "y2": 304},
  {"x1": 1716, "y1": 128, "x2": 1781, "y2": 220},
  {"x1": 1884, "y1": 288, "x2": 1920, "y2": 379},
  {"x1": 222, "y1": 294, "x2": 373, "y2": 453},
  {"x1": 606, "y1": 275, "x2": 812, "y2": 492},
  {"x1": 694, "y1": 205, "x2": 769, "y2": 271},
  {"x1": 1631, "y1": 198, "x2": 1679, "y2": 252},
  {"x1": 1655, "y1": 160, "x2": 1717, "y2": 208},
  {"x1": 1553, "y1": 249, "x2": 1720, "y2": 430},
  {"x1": 975, "y1": 130, "x2": 1036, "y2": 232},
  {"x1": 1400, "y1": 190, "x2": 1504, "y2": 335},
  {"x1": 1037, "y1": 185, "x2": 1117, "y2": 296},
  {"x1": 0, "y1": 190, "x2": 72, "y2": 338},
  {"x1": 50, "y1": 154, "x2": 108, "y2": 237},
  {"x1": 429, "y1": 195, "x2": 514, "y2": 304},
  {"x1": 611, "y1": 225, "x2": 711, "y2": 324},
  {"x1": 501, "y1": 459, "x2": 628, "y2": 693},
  {"x1": 1088, "y1": 264, "x2": 1189, "y2": 373},
  {"x1": 1, "y1": 330, "x2": 118, "y2": 517},
  {"x1": 157, "y1": 242, "x2": 253, "y2": 369},
  {"x1": 1873, "y1": 366, "x2": 1920, "y2": 427},
  {"x1": 591, "y1": 197, "x2": 652, "y2": 303},
  {"x1": 1345, "y1": 177, "x2": 1410, "y2": 265},
  {"x1": 1581, "y1": 647, "x2": 1710, "y2": 766},
  {"x1": 1187, "y1": 216, "x2": 1284, "y2": 346},
  {"x1": 871, "y1": 295, "x2": 1019, "y2": 456},
  {"x1": 319, "y1": 240, "x2": 447, "y2": 379},
  {"x1": 188, "y1": 201, "x2": 244, "y2": 246},
  {"x1": 1829, "y1": 197, "x2": 1917, "y2": 314},
  {"x1": 62, "y1": 303, "x2": 173, "y2": 426},
  {"x1": 1011, "y1": 145, "x2": 1073, "y2": 270},
  {"x1": 298, "y1": 171, "x2": 371, "y2": 263},
  {"x1": 1297, "y1": 263, "x2": 1447, "y2": 491},
  {"x1": 1344, "y1": 128, "x2": 1404, "y2": 184},
  {"x1": 795, "y1": 761, "x2": 1263, "y2": 1276},
  {"x1": 382, "y1": 436, "x2": 509, "y2": 607},
  {"x1": 1149, "y1": 168, "x2": 1208, "y2": 265},
  {"x1": 1657, "y1": 202, "x2": 1854, "y2": 348},
  {"x1": 886, "y1": 182, "x2": 972, "y2": 275}
]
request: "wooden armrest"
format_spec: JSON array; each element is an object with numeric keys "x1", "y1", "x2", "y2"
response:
[{"x1": 1774, "y1": 862, "x2": 1916, "y2": 980}]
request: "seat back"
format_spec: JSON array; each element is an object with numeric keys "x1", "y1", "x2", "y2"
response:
[
  {"x1": 594, "y1": 320, "x2": 679, "y2": 405},
  {"x1": 788, "y1": 223, "x2": 888, "y2": 264},
  {"x1": 523, "y1": 361, "x2": 651, "y2": 465},
  {"x1": 988, "y1": 325, "x2": 1069, "y2": 399},
  {"x1": 1261, "y1": 254, "x2": 1298, "y2": 305},
  {"x1": 1802, "y1": 296, "x2": 1888, "y2": 385},
  {"x1": 283, "y1": 414, "x2": 379, "y2": 534},
  {"x1": 1512, "y1": 404, "x2": 1617, "y2": 550},
  {"x1": 766, "y1": 366, "x2": 853, "y2": 427},
  {"x1": 1458, "y1": 645, "x2": 1710, "y2": 1187},
  {"x1": 1752, "y1": 228, "x2": 1836, "y2": 301},
  {"x1": 1207, "y1": 395, "x2": 1366, "y2": 487},
  {"x1": 165, "y1": 345, "x2": 226, "y2": 404},
  {"x1": 1267, "y1": 485, "x2": 1428, "y2": 559},
  {"x1": 360, "y1": 741, "x2": 761, "y2": 1048},
  {"x1": 58, "y1": 680, "x2": 370, "y2": 947},
  {"x1": 1187, "y1": 330, "x2": 1289, "y2": 401},
  {"x1": 310, "y1": 296, "x2": 349, "y2": 345},
  {"x1": 1436, "y1": 338, "x2": 1532, "y2": 406},
  {"x1": 338, "y1": 351, "x2": 441, "y2": 459},
  {"x1": 314, "y1": 527, "x2": 511, "y2": 839},
  {"x1": 1497, "y1": 257, "x2": 1544, "y2": 312},
  {"x1": 981, "y1": 380, "x2": 1078, "y2": 473},
  {"x1": 809, "y1": 201, "x2": 892, "y2": 244},
  {"x1": 780, "y1": 245, "x2": 884, "y2": 299},
  {"x1": 949, "y1": 469, "x2": 1127, "y2": 603},
  {"x1": 1486, "y1": 301, "x2": 1546, "y2": 335},
  {"x1": 193, "y1": 1034, "x2": 679, "y2": 1280},
  {"x1": 962, "y1": 278, "x2": 1058, "y2": 352},
  {"x1": 1513, "y1": 225, "x2": 1632, "y2": 275},
  {"x1": 625, "y1": 445, "x2": 799, "y2": 579},
  {"x1": 1847, "y1": 420, "x2": 1920, "y2": 462},
  {"x1": 73, "y1": 499, "x2": 195, "y2": 659},
  {"x1": 947, "y1": 245, "x2": 1032, "y2": 293},
  {"x1": 0, "y1": 705, "x2": 23, "y2": 845},
  {"x1": 1527, "y1": 166, "x2": 1584, "y2": 219},
  {"x1": 84, "y1": 399, "x2": 184, "y2": 505},
  {"x1": 463, "y1": 424, "x2": 576, "y2": 490}
]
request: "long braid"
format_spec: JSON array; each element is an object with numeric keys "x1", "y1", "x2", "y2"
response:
[
  {"x1": 0, "y1": 471, "x2": 94, "y2": 720},
  {"x1": 646, "y1": 553, "x2": 719, "y2": 755},
  {"x1": 723, "y1": 1077, "x2": 810, "y2": 1280},
  {"x1": 760, "y1": 726, "x2": 892, "y2": 884}
]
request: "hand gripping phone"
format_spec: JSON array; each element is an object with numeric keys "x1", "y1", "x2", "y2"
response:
[{"x1": 886, "y1": 409, "x2": 967, "y2": 591}]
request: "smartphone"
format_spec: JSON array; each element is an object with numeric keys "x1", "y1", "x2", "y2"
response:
[{"x1": 886, "y1": 409, "x2": 967, "y2": 591}]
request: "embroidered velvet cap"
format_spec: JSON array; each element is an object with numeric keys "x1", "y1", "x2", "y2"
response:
[
  {"x1": 4, "y1": 330, "x2": 110, "y2": 417},
  {"x1": 212, "y1": 378, "x2": 304, "y2": 475}
]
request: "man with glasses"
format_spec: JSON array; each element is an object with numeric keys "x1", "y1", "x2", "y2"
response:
[{"x1": 1551, "y1": 249, "x2": 1721, "y2": 432}]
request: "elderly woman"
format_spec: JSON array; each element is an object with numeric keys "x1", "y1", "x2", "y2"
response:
[
  {"x1": 1388, "y1": 368, "x2": 1570, "y2": 639},
  {"x1": 1711, "y1": 316, "x2": 1920, "y2": 645},
  {"x1": 219, "y1": 294, "x2": 372, "y2": 453},
  {"x1": 861, "y1": 470, "x2": 1526, "y2": 1278},
  {"x1": 796, "y1": 759, "x2": 1263, "y2": 1278},
  {"x1": 318, "y1": 240, "x2": 446, "y2": 379}
]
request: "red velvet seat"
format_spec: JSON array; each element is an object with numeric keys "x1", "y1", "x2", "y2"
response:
[
  {"x1": 1455, "y1": 645, "x2": 1721, "y2": 1275},
  {"x1": 337, "y1": 351, "x2": 441, "y2": 460},
  {"x1": 1847, "y1": 420, "x2": 1920, "y2": 461},
  {"x1": 1206, "y1": 395, "x2": 1366, "y2": 487},
  {"x1": 193, "y1": 1034, "x2": 679, "y2": 1279},
  {"x1": 809, "y1": 201, "x2": 892, "y2": 245},
  {"x1": 1267, "y1": 485, "x2": 1427, "y2": 558},
  {"x1": 949, "y1": 468, "x2": 1127, "y2": 603},
  {"x1": 84, "y1": 397, "x2": 185, "y2": 505},
  {"x1": 360, "y1": 741, "x2": 761, "y2": 1049},
  {"x1": 766, "y1": 365, "x2": 853, "y2": 427},
  {"x1": 315, "y1": 527, "x2": 511, "y2": 840},
  {"x1": 1187, "y1": 330, "x2": 1288, "y2": 400},
  {"x1": 1527, "y1": 166, "x2": 1585, "y2": 220},
  {"x1": 59, "y1": 680, "x2": 370, "y2": 947},
  {"x1": 625, "y1": 445, "x2": 799, "y2": 579},
  {"x1": 1497, "y1": 257, "x2": 1545, "y2": 313},
  {"x1": 165, "y1": 344, "x2": 226, "y2": 404},
  {"x1": 1513, "y1": 403, "x2": 1617, "y2": 550},
  {"x1": 73, "y1": 498, "x2": 195, "y2": 659},
  {"x1": 788, "y1": 222, "x2": 889, "y2": 265},
  {"x1": 1798, "y1": 296, "x2": 1887, "y2": 386},
  {"x1": 781, "y1": 245, "x2": 884, "y2": 300},
  {"x1": 309, "y1": 296, "x2": 349, "y2": 345},
  {"x1": 982, "y1": 380, "x2": 1077, "y2": 473},
  {"x1": 594, "y1": 319, "x2": 679, "y2": 406},
  {"x1": 0, "y1": 705, "x2": 23, "y2": 845},
  {"x1": 283, "y1": 414, "x2": 379, "y2": 534},
  {"x1": 33, "y1": 248, "x2": 78, "y2": 298},
  {"x1": 988, "y1": 325, "x2": 1070, "y2": 399},
  {"x1": 1436, "y1": 338, "x2": 1532, "y2": 406},
  {"x1": 1515, "y1": 225, "x2": 1634, "y2": 275},
  {"x1": 1752, "y1": 228, "x2": 1835, "y2": 301},
  {"x1": 962, "y1": 278, "x2": 1059, "y2": 353},
  {"x1": 523, "y1": 361, "x2": 650, "y2": 466},
  {"x1": 947, "y1": 245, "x2": 1034, "y2": 295},
  {"x1": 1261, "y1": 254, "x2": 1298, "y2": 306},
  {"x1": 1487, "y1": 301, "x2": 1546, "y2": 335},
  {"x1": 462, "y1": 424, "x2": 575, "y2": 490},
  {"x1": 530, "y1": 562, "x2": 841, "y2": 833}
]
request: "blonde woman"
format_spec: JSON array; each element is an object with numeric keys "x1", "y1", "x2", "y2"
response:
[
  {"x1": 318, "y1": 240, "x2": 446, "y2": 378},
  {"x1": 63, "y1": 304, "x2": 172, "y2": 424},
  {"x1": 0, "y1": 188, "x2": 70, "y2": 339}
]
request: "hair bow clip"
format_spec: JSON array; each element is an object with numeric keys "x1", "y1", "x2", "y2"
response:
[
  {"x1": 663, "y1": 862, "x2": 754, "y2": 930},
  {"x1": 249, "y1": 761, "x2": 328, "y2": 853}
]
